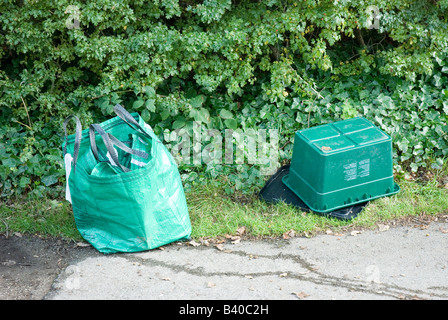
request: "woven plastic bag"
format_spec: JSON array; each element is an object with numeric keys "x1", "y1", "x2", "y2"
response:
[{"x1": 62, "y1": 105, "x2": 192, "y2": 253}]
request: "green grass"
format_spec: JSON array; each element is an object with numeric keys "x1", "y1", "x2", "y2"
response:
[
  {"x1": 186, "y1": 177, "x2": 448, "y2": 239},
  {"x1": 1, "y1": 172, "x2": 447, "y2": 242},
  {"x1": 0, "y1": 197, "x2": 81, "y2": 240}
]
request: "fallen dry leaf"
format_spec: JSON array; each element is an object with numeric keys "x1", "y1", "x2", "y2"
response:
[
  {"x1": 236, "y1": 226, "x2": 246, "y2": 236},
  {"x1": 188, "y1": 240, "x2": 201, "y2": 247},
  {"x1": 201, "y1": 240, "x2": 210, "y2": 246},
  {"x1": 283, "y1": 229, "x2": 296, "y2": 239},
  {"x1": 215, "y1": 244, "x2": 224, "y2": 251},
  {"x1": 207, "y1": 282, "x2": 216, "y2": 288},
  {"x1": 225, "y1": 234, "x2": 240, "y2": 241},
  {"x1": 303, "y1": 232, "x2": 312, "y2": 238},
  {"x1": 292, "y1": 291, "x2": 310, "y2": 299},
  {"x1": 350, "y1": 230, "x2": 361, "y2": 236},
  {"x1": 378, "y1": 224, "x2": 389, "y2": 232},
  {"x1": 76, "y1": 242, "x2": 90, "y2": 247},
  {"x1": 410, "y1": 295, "x2": 426, "y2": 300},
  {"x1": 439, "y1": 227, "x2": 448, "y2": 234},
  {"x1": 279, "y1": 273, "x2": 288, "y2": 278}
]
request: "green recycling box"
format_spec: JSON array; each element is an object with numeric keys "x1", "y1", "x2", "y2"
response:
[{"x1": 282, "y1": 117, "x2": 400, "y2": 213}]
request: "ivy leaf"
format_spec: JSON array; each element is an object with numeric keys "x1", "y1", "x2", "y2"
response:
[
  {"x1": 190, "y1": 95, "x2": 205, "y2": 109},
  {"x1": 224, "y1": 118, "x2": 238, "y2": 129},
  {"x1": 110, "y1": 92, "x2": 122, "y2": 105},
  {"x1": 99, "y1": 99, "x2": 109, "y2": 110},
  {"x1": 433, "y1": 74, "x2": 442, "y2": 87},
  {"x1": 143, "y1": 86, "x2": 156, "y2": 98},
  {"x1": 443, "y1": 101, "x2": 448, "y2": 114},
  {"x1": 193, "y1": 108, "x2": 210, "y2": 124},
  {"x1": 141, "y1": 109, "x2": 151, "y2": 122},
  {"x1": 133, "y1": 99, "x2": 145, "y2": 110},
  {"x1": 41, "y1": 174, "x2": 58, "y2": 187},
  {"x1": 172, "y1": 117, "x2": 186, "y2": 129},
  {"x1": 145, "y1": 99, "x2": 156, "y2": 112},
  {"x1": 291, "y1": 97, "x2": 302, "y2": 110},
  {"x1": 19, "y1": 176, "x2": 31, "y2": 188},
  {"x1": 431, "y1": 158, "x2": 444, "y2": 170},
  {"x1": 219, "y1": 109, "x2": 233, "y2": 119},
  {"x1": 2, "y1": 158, "x2": 20, "y2": 168},
  {"x1": 160, "y1": 108, "x2": 170, "y2": 120}
]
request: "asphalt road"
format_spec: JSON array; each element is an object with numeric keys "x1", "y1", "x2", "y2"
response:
[{"x1": 41, "y1": 220, "x2": 448, "y2": 301}]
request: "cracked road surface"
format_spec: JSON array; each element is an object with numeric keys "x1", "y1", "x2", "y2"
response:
[{"x1": 40, "y1": 221, "x2": 448, "y2": 300}]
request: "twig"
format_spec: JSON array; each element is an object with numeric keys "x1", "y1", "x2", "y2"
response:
[
  {"x1": 291, "y1": 68, "x2": 324, "y2": 99},
  {"x1": 13, "y1": 120, "x2": 32, "y2": 131},
  {"x1": 354, "y1": 28, "x2": 366, "y2": 48},
  {"x1": 347, "y1": 34, "x2": 388, "y2": 61},
  {"x1": 20, "y1": 96, "x2": 33, "y2": 130},
  {"x1": 279, "y1": 140, "x2": 291, "y2": 150}
]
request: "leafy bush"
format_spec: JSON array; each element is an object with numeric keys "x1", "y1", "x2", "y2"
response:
[{"x1": 1, "y1": 0, "x2": 447, "y2": 197}]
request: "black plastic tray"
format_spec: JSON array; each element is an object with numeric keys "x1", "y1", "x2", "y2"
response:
[{"x1": 259, "y1": 165, "x2": 367, "y2": 220}]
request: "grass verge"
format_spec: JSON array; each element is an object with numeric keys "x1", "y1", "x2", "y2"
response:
[
  {"x1": 1, "y1": 172, "x2": 447, "y2": 242},
  {"x1": 187, "y1": 176, "x2": 448, "y2": 239}
]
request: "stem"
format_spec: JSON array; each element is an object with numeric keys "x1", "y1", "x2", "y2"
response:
[
  {"x1": 13, "y1": 120, "x2": 32, "y2": 131},
  {"x1": 20, "y1": 96, "x2": 33, "y2": 130},
  {"x1": 355, "y1": 28, "x2": 367, "y2": 48}
]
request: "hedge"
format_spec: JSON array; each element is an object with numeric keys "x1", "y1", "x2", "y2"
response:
[{"x1": 1, "y1": 0, "x2": 447, "y2": 198}]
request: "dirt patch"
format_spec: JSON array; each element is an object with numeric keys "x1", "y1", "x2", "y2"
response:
[{"x1": 0, "y1": 234, "x2": 96, "y2": 300}]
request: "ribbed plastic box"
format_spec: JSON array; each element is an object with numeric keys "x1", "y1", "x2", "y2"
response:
[{"x1": 282, "y1": 117, "x2": 400, "y2": 213}]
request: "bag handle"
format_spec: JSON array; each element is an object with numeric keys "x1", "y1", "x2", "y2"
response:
[
  {"x1": 89, "y1": 124, "x2": 129, "y2": 173},
  {"x1": 89, "y1": 124, "x2": 149, "y2": 173},
  {"x1": 113, "y1": 104, "x2": 152, "y2": 139},
  {"x1": 107, "y1": 133, "x2": 149, "y2": 160},
  {"x1": 63, "y1": 115, "x2": 82, "y2": 172}
]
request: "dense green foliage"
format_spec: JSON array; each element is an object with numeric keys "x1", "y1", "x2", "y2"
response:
[{"x1": 1, "y1": 0, "x2": 448, "y2": 198}]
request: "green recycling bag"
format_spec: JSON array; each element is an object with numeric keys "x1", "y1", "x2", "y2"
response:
[{"x1": 62, "y1": 105, "x2": 192, "y2": 254}]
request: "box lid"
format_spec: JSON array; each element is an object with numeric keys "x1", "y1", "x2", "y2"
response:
[{"x1": 298, "y1": 117, "x2": 389, "y2": 154}]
